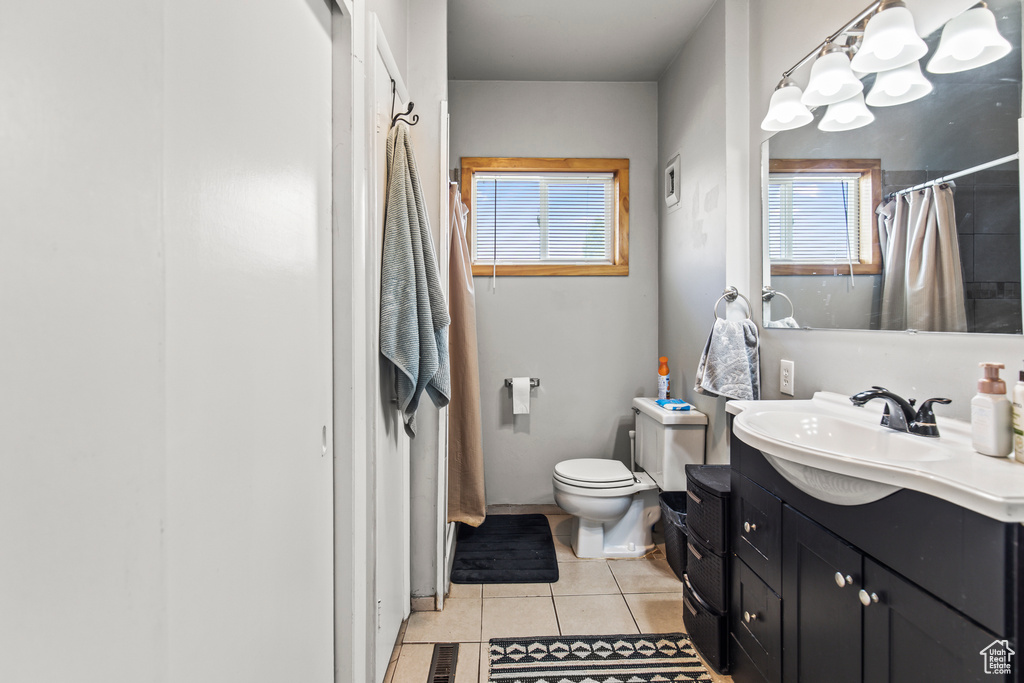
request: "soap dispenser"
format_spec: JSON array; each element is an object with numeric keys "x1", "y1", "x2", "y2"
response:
[
  {"x1": 972, "y1": 362, "x2": 1012, "y2": 457},
  {"x1": 1013, "y1": 362, "x2": 1024, "y2": 463}
]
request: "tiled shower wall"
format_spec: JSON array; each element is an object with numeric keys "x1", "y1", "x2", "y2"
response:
[{"x1": 883, "y1": 169, "x2": 1022, "y2": 334}]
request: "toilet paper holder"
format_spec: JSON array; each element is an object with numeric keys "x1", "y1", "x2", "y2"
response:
[{"x1": 504, "y1": 377, "x2": 540, "y2": 390}]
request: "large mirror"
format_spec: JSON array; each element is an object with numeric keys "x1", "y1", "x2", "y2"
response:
[{"x1": 762, "y1": 0, "x2": 1022, "y2": 334}]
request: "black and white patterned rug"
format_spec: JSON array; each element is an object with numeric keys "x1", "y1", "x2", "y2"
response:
[{"x1": 487, "y1": 633, "x2": 714, "y2": 682}]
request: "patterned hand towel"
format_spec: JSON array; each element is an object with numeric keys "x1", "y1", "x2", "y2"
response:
[
  {"x1": 380, "y1": 122, "x2": 451, "y2": 436},
  {"x1": 694, "y1": 319, "x2": 760, "y2": 401},
  {"x1": 764, "y1": 316, "x2": 800, "y2": 328}
]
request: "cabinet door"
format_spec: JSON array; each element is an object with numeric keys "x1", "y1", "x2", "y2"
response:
[
  {"x1": 862, "y1": 557, "x2": 1009, "y2": 683},
  {"x1": 783, "y1": 506, "x2": 863, "y2": 683},
  {"x1": 733, "y1": 472, "x2": 783, "y2": 592}
]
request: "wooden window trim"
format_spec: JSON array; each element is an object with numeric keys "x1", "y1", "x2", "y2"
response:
[
  {"x1": 461, "y1": 157, "x2": 629, "y2": 276},
  {"x1": 768, "y1": 158, "x2": 882, "y2": 276}
]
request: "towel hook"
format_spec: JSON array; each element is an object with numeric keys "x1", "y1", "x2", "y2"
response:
[
  {"x1": 713, "y1": 286, "x2": 752, "y2": 321},
  {"x1": 390, "y1": 79, "x2": 419, "y2": 128},
  {"x1": 761, "y1": 285, "x2": 795, "y2": 319}
]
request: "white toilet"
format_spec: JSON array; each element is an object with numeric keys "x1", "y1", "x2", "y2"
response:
[{"x1": 552, "y1": 397, "x2": 707, "y2": 558}]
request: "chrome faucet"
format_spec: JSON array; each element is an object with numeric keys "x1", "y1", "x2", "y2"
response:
[{"x1": 849, "y1": 386, "x2": 951, "y2": 438}]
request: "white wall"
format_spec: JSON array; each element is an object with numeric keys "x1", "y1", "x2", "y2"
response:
[
  {"x1": 1, "y1": 1, "x2": 335, "y2": 681},
  {"x1": 448, "y1": 80, "x2": 660, "y2": 504},
  {"x1": 0, "y1": 3, "x2": 166, "y2": 679},
  {"x1": 406, "y1": 0, "x2": 451, "y2": 600},
  {"x1": 751, "y1": 0, "x2": 1024, "y2": 420},
  {"x1": 658, "y1": 0, "x2": 751, "y2": 464}
]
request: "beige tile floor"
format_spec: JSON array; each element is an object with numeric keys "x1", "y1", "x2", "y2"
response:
[{"x1": 384, "y1": 514, "x2": 734, "y2": 683}]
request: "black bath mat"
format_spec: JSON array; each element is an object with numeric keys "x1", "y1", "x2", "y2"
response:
[{"x1": 450, "y1": 514, "x2": 558, "y2": 584}]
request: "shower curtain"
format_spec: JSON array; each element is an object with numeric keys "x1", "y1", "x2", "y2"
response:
[
  {"x1": 446, "y1": 182, "x2": 486, "y2": 526},
  {"x1": 876, "y1": 184, "x2": 967, "y2": 332}
]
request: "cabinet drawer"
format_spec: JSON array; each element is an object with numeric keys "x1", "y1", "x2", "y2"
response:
[
  {"x1": 685, "y1": 465, "x2": 731, "y2": 553},
  {"x1": 730, "y1": 633, "x2": 771, "y2": 683},
  {"x1": 687, "y1": 535, "x2": 728, "y2": 614},
  {"x1": 730, "y1": 558, "x2": 781, "y2": 683},
  {"x1": 684, "y1": 575, "x2": 730, "y2": 675},
  {"x1": 732, "y1": 472, "x2": 782, "y2": 592}
]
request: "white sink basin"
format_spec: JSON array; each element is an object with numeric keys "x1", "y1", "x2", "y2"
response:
[
  {"x1": 728, "y1": 392, "x2": 1024, "y2": 520},
  {"x1": 740, "y1": 410, "x2": 953, "y2": 463}
]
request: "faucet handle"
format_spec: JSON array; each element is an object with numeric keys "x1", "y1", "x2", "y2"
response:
[
  {"x1": 913, "y1": 398, "x2": 951, "y2": 437},
  {"x1": 916, "y1": 397, "x2": 951, "y2": 416}
]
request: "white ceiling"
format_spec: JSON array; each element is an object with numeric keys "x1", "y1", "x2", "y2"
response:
[{"x1": 447, "y1": 0, "x2": 718, "y2": 82}]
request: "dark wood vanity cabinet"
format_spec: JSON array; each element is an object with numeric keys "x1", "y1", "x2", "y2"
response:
[
  {"x1": 861, "y1": 556, "x2": 1013, "y2": 683},
  {"x1": 782, "y1": 507, "x2": 862, "y2": 683},
  {"x1": 728, "y1": 430, "x2": 1021, "y2": 683}
]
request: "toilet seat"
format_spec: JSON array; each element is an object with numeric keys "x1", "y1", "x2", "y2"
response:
[{"x1": 553, "y1": 458, "x2": 635, "y2": 489}]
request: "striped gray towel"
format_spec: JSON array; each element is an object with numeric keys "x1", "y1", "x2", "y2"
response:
[{"x1": 380, "y1": 122, "x2": 451, "y2": 436}]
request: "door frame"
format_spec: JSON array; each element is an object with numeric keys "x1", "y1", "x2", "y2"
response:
[{"x1": 333, "y1": 5, "x2": 413, "y2": 682}]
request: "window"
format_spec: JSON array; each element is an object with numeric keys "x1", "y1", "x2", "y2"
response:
[
  {"x1": 461, "y1": 157, "x2": 629, "y2": 276},
  {"x1": 767, "y1": 159, "x2": 881, "y2": 276}
]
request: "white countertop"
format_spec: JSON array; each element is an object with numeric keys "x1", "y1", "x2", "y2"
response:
[{"x1": 727, "y1": 392, "x2": 1024, "y2": 523}]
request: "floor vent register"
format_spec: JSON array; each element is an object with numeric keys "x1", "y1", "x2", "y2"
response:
[{"x1": 426, "y1": 642, "x2": 459, "y2": 683}]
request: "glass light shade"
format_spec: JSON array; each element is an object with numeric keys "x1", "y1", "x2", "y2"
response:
[
  {"x1": 761, "y1": 81, "x2": 814, "y2": 131},
  {"x1": 801, "y1": 49, "x2": 864, "y2": 107},
  {"x1": 818, "y1": 92, "x2": 876, "y2": 132},
  {"x1": 865, "y1": 60, "x2": 933, "y2": 106},
  {"x1": 849, "y1": 5, "x2": 928, "y2": 73},
  {"x1": 926, "y1": 6, "x2": 1011, "y2": 74}
]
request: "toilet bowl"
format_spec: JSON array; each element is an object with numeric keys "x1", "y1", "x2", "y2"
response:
[
  {"x1": 552, "y1": 458, "x2": 661, "y2": 558},
  {"x1": 551, "y1": 398, "x2": 708, "y2": 560}
]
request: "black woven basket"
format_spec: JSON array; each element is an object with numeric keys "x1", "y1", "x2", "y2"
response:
[
  {"x1": 686, "y1": 535, "x2": 728, "y2": 614},
  {"x1": 683, "y1": 574, "x2": 730, "y2": 674},
  {"x1": 685, "y1": 465, "x2": 731, "y2": 554},
  {"x1": 658, "y1": 492, "x2": 687, "y2": 581}
]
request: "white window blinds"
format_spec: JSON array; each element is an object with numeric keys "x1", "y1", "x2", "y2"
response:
[
  {"x1": 768, "y1": 172, "x2": 862, "y2": 263},
  {"x1": 472, "y1": 172, "x2": 615, "y2": 264}
]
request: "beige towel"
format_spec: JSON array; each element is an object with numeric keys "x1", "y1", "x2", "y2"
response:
[{"x1": 447, "y1": 183, "x2": 486, "y2": 526}]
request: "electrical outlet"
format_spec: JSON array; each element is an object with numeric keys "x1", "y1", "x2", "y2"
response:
[{"x1": 780, "y1": 359, "x2": 795, "y2": 396}]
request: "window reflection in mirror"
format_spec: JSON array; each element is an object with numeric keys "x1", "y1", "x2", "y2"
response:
[{"x1": 762, "y1": 0, "x2": 1022, "y2": 334}]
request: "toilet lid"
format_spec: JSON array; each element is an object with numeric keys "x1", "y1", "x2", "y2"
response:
[{"x1": 554, "y1": 458, "x2": 635, "y2": 488}]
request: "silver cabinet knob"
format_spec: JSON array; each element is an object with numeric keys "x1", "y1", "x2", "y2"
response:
[
  {"x1": 858, "y1": 589, "x2": 879, "y2": 606},
  {"x1": 834, "y1": 572, "x2": 853, "y2": 588},
  {"x1": 744, "y1": 521, "x2": 757, "y2": 533},
  {"x1": 744, "y1": 611, "x2": 758, "y2": 623}
]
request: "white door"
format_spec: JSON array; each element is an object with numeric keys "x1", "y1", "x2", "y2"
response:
[
  {"x1": 163, "y1": 0, "x2": 335, "y2": 681},
  {"x1": 369, "y1": 18, "x2": 411, "y2": 679}
]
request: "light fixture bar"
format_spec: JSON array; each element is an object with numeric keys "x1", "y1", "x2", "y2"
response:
[{"x1": 782, "y1": 1, "x2": 882, "y2": 78}]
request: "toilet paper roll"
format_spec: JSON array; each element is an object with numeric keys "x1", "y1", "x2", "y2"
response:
[{"x1": 512, "y1": 377, "x2": 531, "y2": 415}]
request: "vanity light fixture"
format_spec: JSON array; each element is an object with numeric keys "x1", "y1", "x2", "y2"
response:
[
  {"x1": 801, "y1": 44, "x2": 864, "y2": 107},
  {"x1": 760, "y1": 1, "x2": 880, "y2": 133},
  {"x1": 761, "y1": 78, "x2": 815, "y2": 131},
  {"x1": 849, "y1": 0, "x2": 928, "y2": 73},
  {"x1": 926, "y1": 2, "x2": 1011, "y2": 74},
  {"x1": 818, "y1": 92, "x2": 875, "y2": 132},
  {"x1": 865, "y1": 60, "x2": 933, "y2": 106}
]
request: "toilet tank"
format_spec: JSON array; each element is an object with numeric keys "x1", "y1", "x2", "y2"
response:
[{"x1": 632, "y1": 397, "x2": 708, "y2": 490}]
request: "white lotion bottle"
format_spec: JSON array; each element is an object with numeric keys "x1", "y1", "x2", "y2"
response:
[
  {"x1": 972, "y1": 362, "x2": 1012, "y2": 457},
  {"x1": 1013, "y1": 362, "x2": 1024, "y2": 463}
]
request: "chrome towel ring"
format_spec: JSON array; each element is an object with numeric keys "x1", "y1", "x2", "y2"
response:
[
  {"x1": 761, "y1": 285, "x2": 795, "y2": 319},
  {"x1": 714, "y1": 286, "x2": 752, "y2": 321}
]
